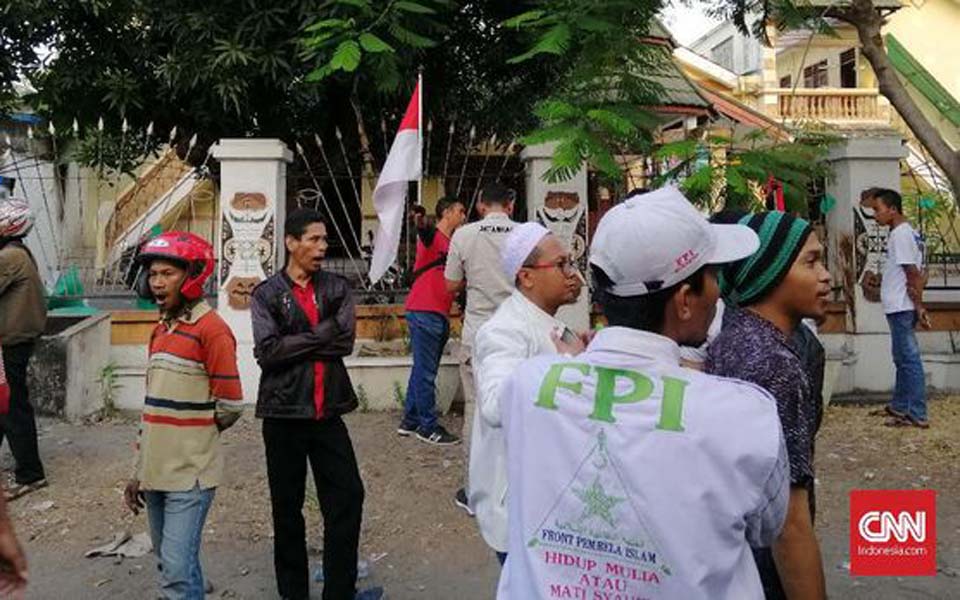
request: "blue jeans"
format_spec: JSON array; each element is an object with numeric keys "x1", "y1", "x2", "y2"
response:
[
  {"x1": 403, "y1": 311, "x2": 450, "y2": 434},
  {"x1": 144, "y1": 484, "x2": 216, "y2": 600},
  {"x1": 887, "y1": 310, "x2": 927, "y2": 422}
]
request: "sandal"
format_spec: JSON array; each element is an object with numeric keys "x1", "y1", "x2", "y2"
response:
[
  {"x1": 870, "y1": 405, "x2": 907, "y2": 418},
  {"x1": 5, "y1": 478, "x2": 48, "y2": 501},
  {"x1": 886, "y1": 406, "x2": 908, "y2": 419},
  {"x1": 907, "y1": 416, "x2": 931, "y2": 429},
  {"x1": 884, "y1": 416, "x2": 913, "y2": 428}
]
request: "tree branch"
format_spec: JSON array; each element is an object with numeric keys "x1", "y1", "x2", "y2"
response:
[{"x1": 843, "y1": 0, "x2": 960, "y2": 199}]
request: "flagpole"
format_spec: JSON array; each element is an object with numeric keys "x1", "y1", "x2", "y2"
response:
[{"x1": 417, "y1": 67, "x2": 423, "y2": 207}]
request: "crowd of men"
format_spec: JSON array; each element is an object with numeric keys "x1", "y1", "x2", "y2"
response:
[
  {"x1": 402, "y1": 184, "x2": 929, "y2": 599},
  {"x1": 0, "y1": 180, "x2": 932, "y2": 599}
]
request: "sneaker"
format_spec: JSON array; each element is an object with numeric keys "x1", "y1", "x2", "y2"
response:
[
  {"x1": 5, "y1": 478, "x2": 48, "y2": 502},
  {"x1": 416, "y1": 425, "x2": 461, "y2": 446},
  {"x1": 454, "y1": 487, "x2": 475, "y2": 517},
  {"x1": 397, "y1": 421, "x2": 418, "y2": 437}
]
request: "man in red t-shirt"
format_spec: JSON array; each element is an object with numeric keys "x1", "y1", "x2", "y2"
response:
[{"x1": 398, "y1": 196, "x2": 466, "y2": 444}]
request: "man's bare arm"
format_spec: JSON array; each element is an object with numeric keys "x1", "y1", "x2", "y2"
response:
[
  {"x1": 773, "y1": 487, "x2": 826, "y2": 600},
  {"x1": 904, "y1": 265, "x2": 931, "y2": 328},
  {"x1": 904, "y1": 265, "x2": 925, "y2": 304}
]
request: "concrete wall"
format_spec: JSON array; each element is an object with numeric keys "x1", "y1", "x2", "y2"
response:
[
  {"x1": 776, "y1": 34, "x2": 869, "y2": 89},
  {"x1": 109, "y1": 342, "x2": 462, "y2": 414},
  {"x1": 348, "y1": 355, "x2": 461, "y2": 414},
  {"x1": 823, "y1": 329, "x2": 960, "y2": 398},
  {"x1": 28, "y1": 313, "x2": 111, "y2": 420},
  {"x1": 886, "y1": 0, "x2": 960, "y2": 101},
  {"x1": 688, "y1": 21, "x2": 763, "y2": 75},
  {"x1": 110, "y1": 344, "x2": 149, "y2": 413}
]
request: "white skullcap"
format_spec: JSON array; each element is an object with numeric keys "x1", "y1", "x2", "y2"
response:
[{"x1": 502, "y1": 222, "x2": 551, "y2": 282}]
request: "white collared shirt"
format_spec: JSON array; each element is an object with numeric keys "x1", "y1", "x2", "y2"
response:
[
  {"x1": 469, "y1": 290, "x2": 568, "y2": 552},
  {"x1": 498, "y1": 327, "x2": 789, "y2": 599}
]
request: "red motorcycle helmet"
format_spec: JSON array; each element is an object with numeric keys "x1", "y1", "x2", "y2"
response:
[{"x1": 134, "y1": 231, "x2": 215, "y2": 301}]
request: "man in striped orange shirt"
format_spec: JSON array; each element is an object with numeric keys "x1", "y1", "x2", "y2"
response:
[{"x1": 123, "y1": 232, "x2": 244, "y2": 600}]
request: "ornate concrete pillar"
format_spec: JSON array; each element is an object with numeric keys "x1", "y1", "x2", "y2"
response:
[
  {"x1": 211, "y1": 139, "x2": 293, "y2": 400},
  {"x1": 521, "y1": 143, "x2": 590, "y2": 331},
  {"x1": 823, "y1": 133, "x2": 908, "y2": 394}
]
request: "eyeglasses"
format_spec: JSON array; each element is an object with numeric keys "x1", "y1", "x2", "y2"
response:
[{"x1": 523, "y1": 258, "x2": 579, "y2": 275}]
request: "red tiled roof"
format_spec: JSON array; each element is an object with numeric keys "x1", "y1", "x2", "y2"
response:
[{"x1": 697, "y1": 88, "x2": 792, "y2": 141}]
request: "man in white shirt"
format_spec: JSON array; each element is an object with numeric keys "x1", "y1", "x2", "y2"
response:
[
  {"x1": 470, "y1": 222, "x2": 584, "y2": 566},
  {"x1": 444, "y1": 183, "x2": 519, "y2": 513},
  {"x1": 497, "y1": 187, "x2": 790, "y2": 599},
  {"x1": 872, "y1": 188, "x2": 930, "y2": 428}
]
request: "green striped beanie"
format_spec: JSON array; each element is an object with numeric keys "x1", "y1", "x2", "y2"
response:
[{"x1": 719, "y1": 211, "x2": 813, "y2": 307}]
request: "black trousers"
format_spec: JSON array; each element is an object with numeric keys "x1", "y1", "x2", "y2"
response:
[
  {"x1": 262, "y1": 416, "x2": 364, "y2": 600},
  {"x1": 1, "y1": 342, "x2": 45, "y2": 484}
]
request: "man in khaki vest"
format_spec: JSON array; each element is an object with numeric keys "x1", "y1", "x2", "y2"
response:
[{"x1": 444, "y1": 183, "x2": 519, "y2": 514}]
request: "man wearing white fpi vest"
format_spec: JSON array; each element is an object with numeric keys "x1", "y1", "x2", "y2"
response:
[
  {"x1": 470, "y1": 222, "x2": 584, "y2": 565},
  {"x1": 497, "y1": 188, "x2": 790, "y2": 599}
]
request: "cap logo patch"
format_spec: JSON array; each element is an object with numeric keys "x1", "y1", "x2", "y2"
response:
[
  {"x1": 675, "y1": 249, "x2": 699, "y2": 272},
  {"x1": 147, "y1": 239, "x2": 170, "y2": 248}
]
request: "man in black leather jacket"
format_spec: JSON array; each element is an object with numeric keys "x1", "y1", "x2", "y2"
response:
[{"x1": 251, "y1": 208, "x2": 366, "y2": 600}]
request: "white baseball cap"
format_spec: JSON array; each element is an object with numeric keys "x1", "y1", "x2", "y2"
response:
[
  {"x1": 502, "y1": 222, "x2": 551, "y2": 282},
  {"x1": 589, "y1": 186, "x2": 759, "y2": 296}
]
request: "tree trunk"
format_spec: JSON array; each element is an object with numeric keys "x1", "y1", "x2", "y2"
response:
[{"x1": 843, "y1": 0, "x2": 960, "y2": 200}]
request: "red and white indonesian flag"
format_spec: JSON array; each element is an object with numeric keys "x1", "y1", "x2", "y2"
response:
[{"x1": 369, "y1": 81, "x2": 421, "y2": 284}]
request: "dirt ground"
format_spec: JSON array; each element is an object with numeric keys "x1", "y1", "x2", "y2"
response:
[{"x1": 7, "y1": 398, "x2": 960, "y2": 599}]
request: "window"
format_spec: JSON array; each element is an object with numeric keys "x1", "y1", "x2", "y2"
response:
[
  {"x1": 780, "y1": 75, "x2": 792, "y2": 88},
  {"x1": 803, "y1": 60, "x2": 829, "y2": 88},
  {"x1": 711, "y1": 38, "x2": 734, "y2": 71},
  {"x1": 840, "y1": 49, "x2": 857, "y2": 88}
]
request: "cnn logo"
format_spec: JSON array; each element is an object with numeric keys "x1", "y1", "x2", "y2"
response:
[
  {"x1": 858, "y1": 510, "x2": 925, "y2": 543},
  {"x1": 850, "y1": 490, "x2": 936, "y2": 576}
]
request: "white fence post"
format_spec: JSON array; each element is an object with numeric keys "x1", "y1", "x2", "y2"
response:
[
  {"x1": 521, "y1": 142, "x2": 591, "y2": 332},
  {"x1": 211, "y1": 139, "x2": 293, "y2": 403}
]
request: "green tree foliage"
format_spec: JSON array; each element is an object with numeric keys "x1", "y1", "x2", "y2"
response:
[
  {"x1": 4, "y1": 0, "x2": 673, "y2": 182},
  {"x1": 1, "y1": 0, "x2": 839, "y2": 195},
  {"x1": 8, "y1": 0, "x2": 341, "y2": 164},
  {"x1": 501, "y1": 1, "x2": 666, "y2": 182},
  {"x1": 0, "y1": 1, "x2": 54, "y2": 114},
  {"x1": 300, "y1": 0, "x2": 447, "y2": 90},
  {"x1": 653, "y1": 128, "x2": 835, "y2": 214},
  {"x1": 708, "y1": 0, "x2": 960, "y2": 200},
  {"x1": 0, "y1": 0, "x2": 578, "y2": 171}
]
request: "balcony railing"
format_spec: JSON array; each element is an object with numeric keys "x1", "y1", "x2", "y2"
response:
[{"x1": 772, "y1": 88, "x2": 889, "y2": 124}]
